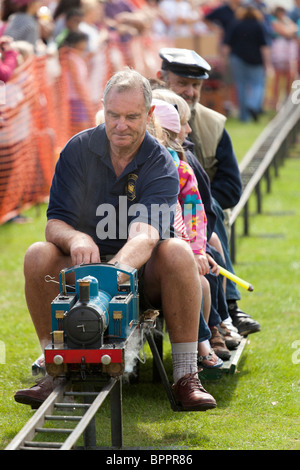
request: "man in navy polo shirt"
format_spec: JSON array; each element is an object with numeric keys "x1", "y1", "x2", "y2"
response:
[{"x1": 15, "y1": 69, "x2": 216, "y2": 412}]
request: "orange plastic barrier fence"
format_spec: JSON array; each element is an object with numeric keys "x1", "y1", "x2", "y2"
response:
[{"x1": 0, "y1": 35, "x2": 173, "y2": 225}]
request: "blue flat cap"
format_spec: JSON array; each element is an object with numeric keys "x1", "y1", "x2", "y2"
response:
[{"x1": 159, "y1": 48, "x2": 211, "y2": 80}]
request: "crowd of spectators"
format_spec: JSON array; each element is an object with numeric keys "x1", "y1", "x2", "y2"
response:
[
  {"x1": 1, "y1": 1, "x2": 300, "y2": 121},
  {"x1": 1, "y1": 1, "x2": 300, "y2": 227}
]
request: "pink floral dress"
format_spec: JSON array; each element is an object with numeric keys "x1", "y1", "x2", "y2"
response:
[{"x1": 170, "y1": 149, "x2": 207, "y2": 255}]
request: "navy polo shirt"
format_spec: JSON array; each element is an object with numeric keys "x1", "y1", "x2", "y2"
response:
[
  {"x1": 47, "y1": 124, "x2": 179, "y2": 255},
  {"x1": 210, "y1": 129, "x2": 242, "y2": 210},
  {"x1": 205, "y1": 5, "x2": 235, "y2": 35},
  {"x1": 224, "y1": 18, "x2": 269, "y2": 65}
]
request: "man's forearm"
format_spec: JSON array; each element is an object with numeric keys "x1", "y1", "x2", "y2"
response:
[
  {"x1": 46, "y1": 219, "x2": 83, "y2": 253},
  {"x1": 111, "y1": 222, "x2": 160, "y2": 272},
  {"x1": 45, "y1": 219, "x2": 100, "y2": 265}
]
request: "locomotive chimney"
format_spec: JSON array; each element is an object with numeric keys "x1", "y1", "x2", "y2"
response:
[{"x1": 78, "y1": 279, "x2": 90, "y2": 304}]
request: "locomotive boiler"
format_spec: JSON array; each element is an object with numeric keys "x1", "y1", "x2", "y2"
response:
[{"x1": 44, "y1": 263, "x2": 141, "y2": 378}]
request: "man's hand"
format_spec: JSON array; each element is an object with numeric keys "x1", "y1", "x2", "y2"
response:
[
  {"x1": 45, "y1": 219, "x2": 100, "y2": 266},
  {"x1": 69, "y1": 234, "x2": 100, "y2": 265}
]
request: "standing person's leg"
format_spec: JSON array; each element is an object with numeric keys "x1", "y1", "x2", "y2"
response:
[
  {"x1": 230, "y1": 54, "x2": 248, "y2": 122},
  {"x1": 246, "y1": 64, "x2": 266, "y2": 119}
]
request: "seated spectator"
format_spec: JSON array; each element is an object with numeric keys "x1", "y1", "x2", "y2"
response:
[
  {"x1": 151, "y1": 87, "x2": 240, "y2": 359},
  {"x1": 156, "y1": 48, "x2": 261, "y2": 338},
  {"x1": 149, "y1": 97, "x2": 223, "y2": 368},
  {"x1": 14, "y1": 68, "x2": 217, "y2": 412}
]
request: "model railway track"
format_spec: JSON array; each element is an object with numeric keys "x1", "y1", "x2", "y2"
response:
[
  {"x1": 5, "y1": 327, "x2": 187, "y2": 451},
  {"x1": 229, "y1": 97, "x2": 300, "y2": 262},
  {"x1": 5, "y1": 377, "x2": 123, "y2": 450}
]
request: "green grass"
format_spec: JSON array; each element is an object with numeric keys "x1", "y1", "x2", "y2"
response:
[
  {"x1": 1, "y1": 117, "x2": 300, "y2": 450},
  {"x1": 226, "y1": 111, "x2": 276, "y2": 162}
]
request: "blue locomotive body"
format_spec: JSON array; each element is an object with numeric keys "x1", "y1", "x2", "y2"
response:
[{"x1": 45, "y1": 263, "x2": 140, "y2": 377}]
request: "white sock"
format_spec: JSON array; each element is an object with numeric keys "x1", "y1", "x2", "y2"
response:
[
  {"x1": 223, "y1": 316, "x2": 233, "y2": 326},
  {"x1": 198, "y1": 339, "x2": 210, "y2": 356},
  {"x1": 223, "y1": 316, "x2": 239, "y2": 333},
  {"x1": 171, "y1": 342, "x2": 198, "y2": 384}
]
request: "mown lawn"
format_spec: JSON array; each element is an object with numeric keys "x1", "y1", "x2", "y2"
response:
[{"x1": 0, "y1": 115, "x2": 299, "y2": 450}]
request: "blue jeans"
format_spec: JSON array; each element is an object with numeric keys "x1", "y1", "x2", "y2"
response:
[
  {"x1": 198, "y1": 309, "x2": 211, "y2": 343},
  {"x1": 212, "y1": 199, "x2": 241, "y2": 302},
  {"x1": 230, "y1": 54, "x2": 266, "y2": 122}
]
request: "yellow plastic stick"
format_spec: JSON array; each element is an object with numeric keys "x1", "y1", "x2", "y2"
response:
[{"x1": 218, "y1": 265, "x2": 254, "y2": 292}]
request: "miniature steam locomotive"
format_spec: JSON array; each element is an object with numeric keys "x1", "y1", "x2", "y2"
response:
[{"x1": 44, "y1": 263, "x2": 143, "y2": 379}]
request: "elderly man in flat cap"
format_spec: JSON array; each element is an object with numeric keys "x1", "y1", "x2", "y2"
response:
[{"x1": 156, "y1": 47, "x2": 261, "y2": 337}]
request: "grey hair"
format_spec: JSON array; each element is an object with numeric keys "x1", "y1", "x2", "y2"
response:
[
  {"x1": 159, "y1": 69, "x2": 169, "y2": 83},
  {"x1": 152, "y1": 88, "x2": 191, "y2": 124},
  {"x1": 103, "y1": 68, "x2": 153, "y2": 112}
]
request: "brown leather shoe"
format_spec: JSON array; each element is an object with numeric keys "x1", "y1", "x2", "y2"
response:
[
  {"x1": 14, "y1": 375, "x2": 65, "y2": 409},
  {"x1": 217, "y1": 322, "x2": 241, "y2": 350},
  {"x1": 172, "y1": 372, "x2": 217, "y2": 411},
  {"x1": 209, "y1": 326, "x2": 231, "y2": 360}
]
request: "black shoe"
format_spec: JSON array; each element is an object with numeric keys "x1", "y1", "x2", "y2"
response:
[
  {"x1": 227, "y1": 301, "x2": 261, "y2": 336},
  {"x1": 247, "y1": 108, "x2": 259, "y2": 122}
]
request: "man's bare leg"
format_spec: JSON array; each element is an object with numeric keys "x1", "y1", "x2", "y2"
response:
[
  {"x1": 142, "y1": 239, "x2": 216, "y2": 410},
  {"x1": 24, "y1": 241, "x2": 72, "y2": 351},
  {"x1": 14, "y1": 242, "x2": 72, "y2": 408},
  {"x1": 143, "y1": 238, "x2": 201, "y2": 343}
]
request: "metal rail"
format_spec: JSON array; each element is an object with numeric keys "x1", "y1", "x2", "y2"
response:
[
  {"x1": 5, "y1": 318, "x2": 174, "y2": 451},
  {"x1": 229, "y1": 97, "x2": 300, "y2": 262},
  {"x1": 5, "y1": 377, "x2": 122, "y2": 450},
  {"x1": 6, "y1": 323, "x2": 190, "y2": 451}
]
